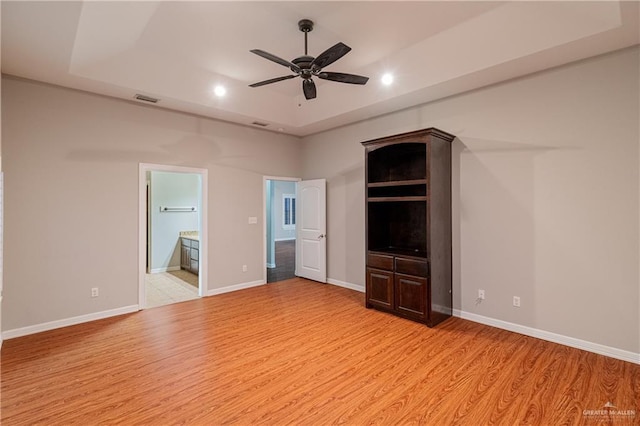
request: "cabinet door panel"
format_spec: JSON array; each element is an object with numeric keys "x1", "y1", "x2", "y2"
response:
[
  {"x1": 395, "y1": 273, "x2": 427, "y2": 320},
  {"x1": 181, "y1": 246, "x2": 190, "y2": 269},
  {"x1": 366, "y1": 268, "x2": 394, "y2": 309}
]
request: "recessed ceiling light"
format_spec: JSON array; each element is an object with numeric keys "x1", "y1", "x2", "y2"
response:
[
  {"x1": 381, "y1": 73, "x2": 394, "y2": 86},
  {"x1": 214, "y1": 85, "x2": 227, "y2": 97}
]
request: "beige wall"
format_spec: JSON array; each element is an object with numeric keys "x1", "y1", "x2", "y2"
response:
[
  {"x1": 2, "y1": 47, "x2": 638, "y2": 357},
  {"x1": 1, "y1": 77, "x2": 302, "y2": 331},
  {"x1": 302, "y1": 47, "x2": 639, "y2": 354}
]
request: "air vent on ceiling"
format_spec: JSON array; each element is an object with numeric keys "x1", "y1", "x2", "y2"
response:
[
  {"x1": 251, "y1": 121, "x2": 269, "y2": 127},
  {"x1": 134, "y1": 94, "x2": 160, "y2": 104}
]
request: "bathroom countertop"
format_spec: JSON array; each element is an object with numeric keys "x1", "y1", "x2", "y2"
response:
[{"x1": 180, "y1": 231, "x2": 199, "y2": 241}]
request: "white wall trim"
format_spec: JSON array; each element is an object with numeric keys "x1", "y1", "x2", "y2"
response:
[
  {"x1": 453, "y1": 309, "x2": 640, "y2": 365},
  {"x1": 274, "y1": 238, "x2": 296, "y2": 242},
  {"x1": 266, "y1": 263, "x2": 276, "y2": 269},
  {"x1": 327, "y1": 278, "x2": 365, "y2": 293},
  {"x1": 206, "y1": 280, "x2": 266, "y2": 297},
  {"x1": 3, "y1": 305, "x2": 140, "y2": 340},
  {"x1": 149, "y1": 266, "x2": 181, "y2": 274}
]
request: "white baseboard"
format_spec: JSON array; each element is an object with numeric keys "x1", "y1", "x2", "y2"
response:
[
  {"x1": 206, "y1": 279, "x2": 265, "y2": 297},
  {"x1": 149, "y1": 266, "x2": 181, "y2": 274},
  {"x1": 266, "y1": 263, "x2": 276, "y2": 269},
  {"x1": 327, "y1": 278, "x2": 365, "y2": 293},
  {"x1": 3, "y1": 305, "x2": 140, "y2": 340},
  {"x1": 274, "y1": 238, "x2": 295, "y2": 242},
  {"x1": 453, "y1": 309, "x2": 640, "y2": 365}
]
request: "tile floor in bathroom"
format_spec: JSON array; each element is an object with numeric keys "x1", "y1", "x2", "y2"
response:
[{"x1": 145, "y1": 270, "x2": 199, "y2": 308}]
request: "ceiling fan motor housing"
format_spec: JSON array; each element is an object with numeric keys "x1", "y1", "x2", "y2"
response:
[{"x1": 292, "y1": 55, "x2": 315, "y2": 78}]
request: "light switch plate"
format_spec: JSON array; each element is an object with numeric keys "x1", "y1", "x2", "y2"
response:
[{"x1": 248, "y1": 217, "x2": 258, "y2": 224}]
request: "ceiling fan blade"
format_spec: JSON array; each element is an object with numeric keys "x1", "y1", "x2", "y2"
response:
[
  {"x1": 303, "y1": 79, "x2": 317, "y2": 100},
  {"x1": 249, "y1": 75, "x2": 296, "y2": 88},
  {"x1": 318, "y1": 72, "x2": 369, "y2": 85},
  {"x1": 311, "y1": 42, "x2": 351, "y2": 70},
  {"x1": 250, "y1": 49, "x2": 301, "y2": 73}
]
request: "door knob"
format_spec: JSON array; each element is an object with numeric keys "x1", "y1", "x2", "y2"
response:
[{"x1": 317, "y1": 234, "x2": 326, "y2": 240}]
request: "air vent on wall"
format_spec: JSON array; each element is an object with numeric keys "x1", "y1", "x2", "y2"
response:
[
  {"x1": 251, "y1": 121, "x2": 269, "y2": 127},
  {"x1": 134, "y1": 94, "x2": 160, "y2": 103}
]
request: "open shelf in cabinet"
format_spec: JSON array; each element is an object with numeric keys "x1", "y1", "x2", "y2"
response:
[
  {"x1": 367, "y1": 179, "x2": 428, "y2": 187},
  {"x1": 367, "y1": 143, "x2": 426, "y2": 183},
  {"x1": 368, "y1": 247, "x2": 427, "y2": 259},
  {"x1": 367, "y1": 201, "x2": 427, "y2": 256},
  {"x1": 368, "y1": 196, "x2": 427, "y2": 202},
  {"x1": 367, "y1": 182, "x2": 426, "y2": 199}
]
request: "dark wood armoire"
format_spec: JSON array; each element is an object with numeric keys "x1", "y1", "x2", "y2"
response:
[{"x1": 362, "y1": 127, "x2": 455, "y2": 327}]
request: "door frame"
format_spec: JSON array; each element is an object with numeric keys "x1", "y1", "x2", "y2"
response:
[
  {"x1": 139, "y1": 163, "x2": 208, "y2": 308},
  {"x1": 263, "y1": 176, "x2": 301, "y2": 284}
]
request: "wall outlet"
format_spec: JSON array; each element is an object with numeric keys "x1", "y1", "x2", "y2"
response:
[
  {"x1": 513, "y1": 296, "x2": 521, "y2": 307},
  {"x1": 91, "y1": 287, "x2": 99, "y2": 298},
  {"x1": 242, "y1": 265, "x2": 248, "y2": 272},
  {"x1": 478, "y1": 289, "x2": 485, "y2": 300}
]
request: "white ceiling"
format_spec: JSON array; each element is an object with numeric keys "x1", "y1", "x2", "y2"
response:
[{"x1": 2, "y1": 1, "x2": 639, "y2": 136}]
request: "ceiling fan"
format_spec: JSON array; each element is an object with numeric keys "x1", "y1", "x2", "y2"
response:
[{"x1": 249, "y1": 19, "x2": 369, "y2": 100}]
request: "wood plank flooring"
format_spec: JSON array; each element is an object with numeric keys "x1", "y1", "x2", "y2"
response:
[
  {"x1": 267, "y1": 240, "x2": 295, "y2": 283},
  {"x1": 1, "y1": 278, "x2": 638, "y2": 425}
]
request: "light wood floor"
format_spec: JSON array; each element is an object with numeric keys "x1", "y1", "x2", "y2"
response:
[{"x1": 1, "y1": 278, "x2": 638, "y2": 425}]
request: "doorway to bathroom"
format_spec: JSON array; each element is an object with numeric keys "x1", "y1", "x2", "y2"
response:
[{"x1": 139, "y1": 163, "x2": 208, "y2": 309}]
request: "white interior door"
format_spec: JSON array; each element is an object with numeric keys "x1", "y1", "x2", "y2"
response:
[{"x1": 296, "y1": 179, "x2": 326, "y2": 283}]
